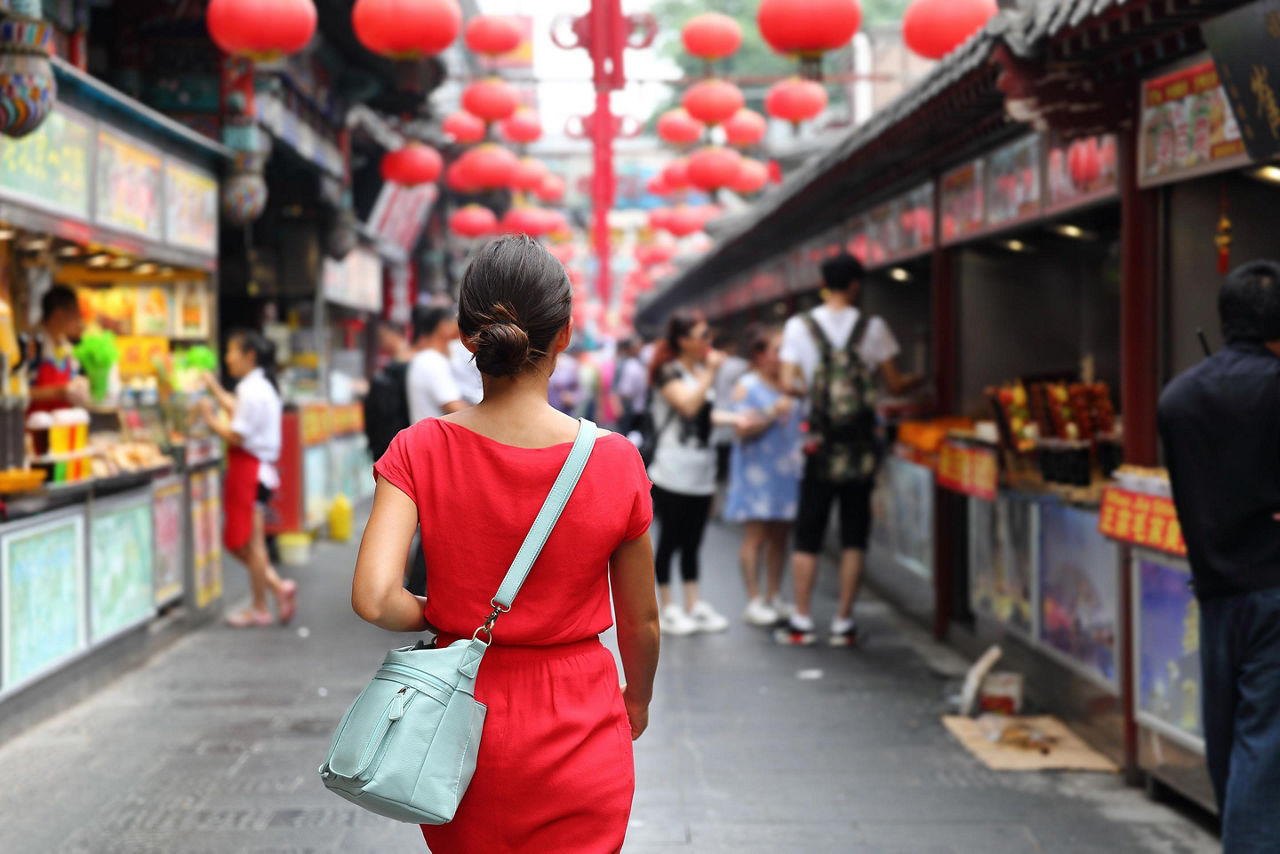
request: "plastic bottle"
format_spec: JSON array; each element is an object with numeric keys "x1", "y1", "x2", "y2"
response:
[{"x1": 328, "y1": 493, "x2": 352, "y2": 542}]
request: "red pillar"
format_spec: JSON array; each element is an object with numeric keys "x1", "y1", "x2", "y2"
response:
[{"x1": 1119, "y1": 125, "x2": 1159, "y2": 466}]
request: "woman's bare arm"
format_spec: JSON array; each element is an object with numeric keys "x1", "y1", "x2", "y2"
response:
[
  {"x1": 610, "y1": 531, "x2": 660, "y2": 740},
  {"x1": 352, "y1": 477, "x2": 430, "y2": 632}
]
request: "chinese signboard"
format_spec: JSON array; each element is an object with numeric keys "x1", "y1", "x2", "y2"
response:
[
  {"x1": 986, "y1": 135, "x2": 1042, "y2": 228},
  {"x1": 1202, "y1": 0, "x2": 1280, "y2": 162},
  {"x1": 1139, "y1": 58, "x2": 1250, "y2": 187},
  {"x1": 940, "y1": 160, "x2": 984, "y2": 244},
  {"x1": 937, "y1": 440, "x2": 998, "y2": 501},
  {"x1": 0, "y1": 106, "x2": 93, "y2": 220},
  {"x1": 323, "y1": 248, "x2": 383, "y2": 313},
  {"x1": 95, "y1": 129, "x2": 164, "y2": 239},
  {"x1": 368, "y1": 182, "x2": 436, "y2": 255},
  {"x1": 164, "y1": 162, "x2": 217, "y2": 255},
  {"x1": 1098, "y1": 487, "x2": 1187, "y2": 555}
]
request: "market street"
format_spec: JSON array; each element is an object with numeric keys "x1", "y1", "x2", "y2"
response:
[{"x1": 0, "y1": 511, "x2": 1219, "y2": 854}]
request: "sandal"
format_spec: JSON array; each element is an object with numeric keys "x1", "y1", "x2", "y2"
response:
[
  {"x1": 225, "y1": 609, "x2": 274, "y2": 628},
  {"x1": 276, "y1": 580, "x2": 298, "y2": 625}
]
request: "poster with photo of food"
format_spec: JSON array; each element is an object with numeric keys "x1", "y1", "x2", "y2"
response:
[{"x1": 133, "y1": 286, "x2": 172, "y2": 336}]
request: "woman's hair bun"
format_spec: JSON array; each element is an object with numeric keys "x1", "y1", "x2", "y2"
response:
[{"x1": 472, "y1": 319, "x2": 531, "y2": 378}]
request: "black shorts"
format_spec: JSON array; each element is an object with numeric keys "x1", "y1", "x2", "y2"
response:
[
  {"x1": 256, "y1": 483, "x2": 274, "y2": 508},
  {"x1": 793, "y1": 474, "x2": 874, "y2": 554}
]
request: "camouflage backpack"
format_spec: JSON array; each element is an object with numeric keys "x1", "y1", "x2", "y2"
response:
[{"x1": 802, "y1": 311, "x2": 880, "y2": 483}]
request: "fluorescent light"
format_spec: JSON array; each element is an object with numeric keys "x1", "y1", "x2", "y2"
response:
[
  {"x1": 1055, "y1": 225, "x2": 1084, "y2": 238},
  {"x1": 87, "y1": 254, "x2": 111, "y2": 267},
  {"x1": 110, "y1": 256, "x2": 134, "y2": 268},
  {"x1": 58, "y1": 245, "x2": 80, "y2": 257},
  {"x1": 0, "y1": 228, "x2": 15, "y2": 241},
  {"x1": 889, "y1": 267, "x2": 911, "y2": 282},
  {"x1": 1255, "y1": 165, "x2": 1280, "y2": 184},
  {"x1": 134, "y1": 263, "x2": 158, "y2": 274},
  {"x1": 1005, "y1": 239, "x2": 1027, "y2": 252},
  {"x1": 20, "y1": 238, "x2": 49, "y2": 251}
]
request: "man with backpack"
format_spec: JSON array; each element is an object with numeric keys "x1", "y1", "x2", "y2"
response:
[
  {"x1": 774, "y1": 252, "x2": 922, "y2": 646},
  {"x1": 363, "y1": 321, "x2": 413, "y2": 462}
]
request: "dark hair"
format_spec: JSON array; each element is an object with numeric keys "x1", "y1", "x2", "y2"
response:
[
  {"x1": 1220, "y1": 260, "x2": 1280, "y2": 344},
  {"x1": 821, "y1": 251, "x2": 865, "y2": 292},
  {"x1": 744, "y1": 324, "x2": 780, "y2": 363},
  {"x1": 649, "y1": 310, "x2": 706, "y2": 386},
  {"x1": 41, "y1": 285, "x2": 79, "y2": 322},
  {"x1": 457, "y1": 235, "x2": 572, "y2": 378},
  {"x1": 412, "y1": 305, "x2": 454, "y2": 342},
  {"x1": 229, "y1": 329, "x2": 278, "y2": 390}
]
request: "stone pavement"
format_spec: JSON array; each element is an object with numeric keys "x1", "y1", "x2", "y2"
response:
[{"x1": 0, "y1": 511, "x2": 1219, "y2": 854}]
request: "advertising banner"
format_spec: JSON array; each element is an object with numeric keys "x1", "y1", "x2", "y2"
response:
[
  {"x1": 1, "y1": 513, "x2": 85, "y2": 688},
  {"x1": 940, "y1": 160, "x2": 984, "y2": 244},
  {"x1": 1202, "y1": 0, "x2": 1280, "y2": 161},
  {"x1": 986, "y1": 135, "x2": 1042, "y2": 228},
  {"x1": 1139, "y1": 58, "x2": 1250, "y2": 187},
  {"x1": 1099, "y1": 487, "x2": 1187, "y2": 556},
  {"x1": 969, "y1": 496, "x2": 1036, "y2": 634},
  {"x1": 153, "y1": 479, "x2": 185, "y2": 605},
  {"x1": 95, "y1": 129, "x2": 164, "y2": 239},
  {"x1": 89, "y1": 497, "x2": 155, "y2": 642},
  {"x1": 163, "y1": 162, "x2": 218, "y2": 256},
  {"x1": 1040, "y1": 501, "x2": 1119, "y2": 686},
  {"x1": 938, "y1": 440, "x2": 998, "y2": 501},
  {"x1": 0, "y1": 106, "x2": 93, "y2": 220},
  {"x1": 1136, "y1": 556, "x2": 1202, "y2": 740}
]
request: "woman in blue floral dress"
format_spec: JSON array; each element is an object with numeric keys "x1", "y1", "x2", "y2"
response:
[{"x1": 725, "y1": 327, "x2": 803, "y2": 627}]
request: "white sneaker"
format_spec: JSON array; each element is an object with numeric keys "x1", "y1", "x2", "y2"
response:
[
  {"x1": 769, "y1": 597, "x2": 793, "y2": 620},
  {"x1": 689, "y1": 600, "x2": 730, "y2": 633},
  {"x1": 743, "y1": 598, "x2": 780, "y2": 627},
  {"x1": 659, "y1": 603, "x2": 699, "y2": 636}
]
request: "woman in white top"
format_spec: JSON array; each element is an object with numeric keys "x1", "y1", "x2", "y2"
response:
[
  {"x1": 201, "y1": 330, "x2": 294, "y2": 628},
  {"x1": 647, "y1": 312, "x2": 732, "y2": 636}
]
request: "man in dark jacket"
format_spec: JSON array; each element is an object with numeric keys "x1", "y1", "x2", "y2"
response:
[{"x1": 1158, "y1": 260, "x2": 1280, "y2": 851}]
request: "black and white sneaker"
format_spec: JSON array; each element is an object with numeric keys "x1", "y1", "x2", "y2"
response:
[
  {"x1": 828, "y1": 619, "x2": 859, "y2": 647},
  {"x1": 772, "y1": 620, "x2": 818, "y2": 646}
]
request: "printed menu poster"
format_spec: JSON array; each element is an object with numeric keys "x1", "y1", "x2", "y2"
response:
[
  {"x1": 90, "y1": 499, "x2": 155, "y2": 642},
  {"x1": 1, "y1": 514, "x2": 85, "y2": 687},
  {"x1": 1139, "y1": 59, "x2": 1249, "y2": 187},
  {"x1": 173, "y1": 281, "x2": 211, "y2": 339},
  {"x1": 1039, "y1": 502, "x2": 1119, "y2": 685},
  {"x1": 1137, "y1": 557, "x2": 1202, "y2": 739},
  {"x1": 153, "y1": 479, "x2": 185, "y2": 605},
  {"x1": 133, "y1": 286, "x2": 172, "y2": 337}
]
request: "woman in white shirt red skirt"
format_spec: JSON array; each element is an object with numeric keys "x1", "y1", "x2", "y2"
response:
[{"x1": 200, "y1": 330, "x2": 295, "y2": 628}]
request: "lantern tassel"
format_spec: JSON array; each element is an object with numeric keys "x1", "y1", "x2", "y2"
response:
[{"x1": 1215, "y1": 185, "x2": 1232, "y2": 275}]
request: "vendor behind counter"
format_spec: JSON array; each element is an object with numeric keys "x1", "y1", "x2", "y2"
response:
[{"x1": 27, "y1": 286, "x2": 89, "y2": 416}]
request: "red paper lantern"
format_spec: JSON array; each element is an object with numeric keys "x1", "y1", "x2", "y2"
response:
[
  {"x1": 445, "y1": 159, "x2": 476, "y2": 193},
  {"x1": 765, "y1": 78, "x2": 828, "y2": 124},
  {"x1": 501, "y1": 206, "x2": 553, "y2": 237},
  {"x1": 758, "y1": 0, "x2": 862, "y2": 57},
  {"x1": 464, "y1": 14, "x2": 522, "y2": 56},
  {"x1": 697, "y1": 204, "x2": 724, "y2": 225},
  {"x1": 731, "y1": 157, "x2": 769, "y2": 194},
  {"x1": 648, "y1": 207, "x2": 673, "y2": 232},
  {"x1": 512, "y1": 157, "x2": 549, "y2": 193},
  {"x1": 657, "y1": 109, "x2": 706, "y2": 146},
  {"x1": 662, "y1": 159, "x2": 690, "y2": 190},
  {"x1": 646, "y1": 174, "x2": 671, "y2": 197},
  {"x1": 380, "y1": 142, "x2": 443, "y2": 186},
  {"x1": 681, "y1": 13, "x2": 743, "y2": 60},
  {"x1": 682, "y1": 79, "x2": 745, "y2": 127},
  {"x1": 449, "y1": 204, "x2": 497, "y2": 237},
  {"x1": 687, "y1": 146, "x2": 743, "y2": 192},
  {"x1": 535, "y1": 173, "x2": 566, "y2": 203},
  {"x1": 723, "y1": 109, "x2": 768, "y2": 147},
  {"x1": 666, "y1": 206, "x2": 704, "y2": 238},
  {"x1": 902, "y1": 0, "x2": 996, "y2": 60},
  {"x1": 207, "y1": 0, "x2": 316, "y2": 60},
  {"x1": 549, "y1": 244, "x2": 576, "y2": 266},
  {"x1": 462, "y1": 78, "x2": 520, "y2": 123},
  {"x1": 353, "y1": 0, "x2": 461, "y2": 59},
  {"x1": 456, "y1": 144, "x2": 519, "y2": 190},
  {"x1": 443, "y1": 111, "x2": 486, "y2": 144},
  {"x1": 500, "y1": 109, "x2": 543, "y2": 145}
]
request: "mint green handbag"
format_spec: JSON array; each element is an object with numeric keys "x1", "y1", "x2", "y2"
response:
[{"x1": 319, "y1": 419, "x2": 598, "y2": 825}]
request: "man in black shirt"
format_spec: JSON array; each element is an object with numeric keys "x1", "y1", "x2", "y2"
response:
[{"x1": 1158, "y1": 260, "x2": 1280, "y2": 850}]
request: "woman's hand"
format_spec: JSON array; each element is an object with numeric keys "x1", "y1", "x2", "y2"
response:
[{"x1": 621, "y1": 683, "x2": 649, "y2": 740}]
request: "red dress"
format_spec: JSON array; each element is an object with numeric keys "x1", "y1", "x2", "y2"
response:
[{"x1": 374, "y1": 419, "x2": 653, "y2": 853}]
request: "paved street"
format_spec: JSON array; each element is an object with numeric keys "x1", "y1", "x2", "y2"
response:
[{"x1": 0, "y1": 511, "x2": 1219, "y2": 854}]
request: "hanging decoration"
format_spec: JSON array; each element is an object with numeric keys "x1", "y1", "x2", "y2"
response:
[
  {"x1": 731, "y1": 158, "x2": 770, "y2": 195},
  {"x1": 512, "y1": 157, "x2": 550, "y2": 194},
  {"x1": 757, "y1": 0, "x2": 861, "y2": 77},
  {"x1": 662, "y1": 158, "x2": 691, "y2": 190},
  {"x1": 380, "y1": 142, "x2": 443, "y2": 186},
  {"x1": 646, "y1": 174, "x2": 671, "y2": 197},
  {"x1": 443, "y1": 111, "x2": 487, "y2": 144},
  {"x1": 501, "y1": 109, "x2": 543, "y2": 145},
  {"x1": 681, "y1": 13, "x2": 743, "y2": 62},
  {"x1": 535, "y1": 173, "x2": 567, "y2": 203},
  {"x1": 462, "y1": 78, "x2": 520, "y2": 124},
  {"x1": 0, "y1": 8, "x2": 55, "y2": 138},
  {"x1": 723, "y1": 109, "x2": 768, "y2": 147},
  {"x1": 446, "y1": 159, "x2": 477, "y2": 193},
  {"x1": 666, "y1": 206, "x2": 704, "y2": 238},
  {"x1": 648, "y1": 207, "x2": 673, "y2": 232},
  {"x1": 902, "y1": 0, "x2": 996, "y2": 61},
  {"x1": 353, "y1": 0, "x2": 462, "y2": 60},
  {"x1": 1215, "y1": 186, "x2": 1232, "y2": 274},
  {"x1": 687, "y1": 146, "x2": 743, "y2": 192},
  {"x1": 682, "y1": 79, "x2": 745, "y2": 127},
  {"x1": 450, "y1": 204, "x2": 498, "y2": 238},
  {"x1": 222, "y1": 152, "x2": 269, "y2": 225},
  {"x1": 455, "y1": 144, "x2": 519, "y2": 190},
  {"x1": 501, "y1": 206, "x2": 554, "y2": 237},
  {"x1": 1066, "y1": 138, "x2": 1101, "y2": 190},
  {"x1": 657, "y1": 109, "x2": 706, "y2": 146},
  {"x1": 207, "y1": 0, "x2": 317, "y2": 60},
  {"x1": 765, "y1": 77, "x2": 828, "y2": 125},
  {"x1": 463, "y1": 14, "x2": 522, "y2": 56}
]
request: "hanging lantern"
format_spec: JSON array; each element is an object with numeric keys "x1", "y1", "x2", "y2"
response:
[
  {"x1": 648, "y1": 207, "x2": 673, "y2": 232},
  {"x1": 723, "y1": 109, "x2": 767, "y2": 147},
  {"x1": 501, "y1": 109, "x2": 543, "y2": 145},
  {"x1": 462, "y1": 78, "x2": 520, "y2": 124},
  {"x1": 681, "y1": 13, "x2": 743, "y2": 61},
  {"x1": 666, "y1": 206, "x2": 704, "y2": 238},
  {"x1": 222, "y1": 153, "x2": 269, "y2": 226},
  {"x1": 535, "y1": 173, "x2": 566, "y2": 203},
  {"x1": 449, "y1": 204, "x2": 497, "y2": 238},
  {"x1": 443, "y1": 111, "x2": 486, "y2": 144},
  {"x1": 758, "y1": 0, "x2": 862, "y2": 58},
  {"x1": 646, "y1": 174, "x2": 671, "y2": 197},
  {"x1": 353, "y1": 0, "x2": 461, "y2": 59},
  {"x1": 902, "y1": 0, "x2": 996, "y2": 61},
  {"x1": 456, "y1": 144, "x2": 519, "y2": 190},
  {"x1": 463, "y1": 14, "x2": 522, "y2": 56},
  {"x1": 501, "y1": 206, "x2": 553, "y2": 237},
  {"x1": 687, "y1": 146, "x2": 743, "y2": 192},
  {"x1": 731, "y1": 158, "x2": 770, "y2": 195},
  {"x1": 682, "y1": 80, "x2": 744, "y2": 127},
  {"x1": 0, "y1": 13, "x2": 55, "y2": 139},
  {"x1": 662, "y1": 158, "x2": 690, "y2": 191},
  {"x1": 657, "y1": 109, "x2": 706, "y2": 146},
  {"x1": 446, "y1": 159, "x2": 477, "y2": 193},
  {"x1": 380, "y1": 142, "x2": 443, "y2": 186},
  {"x1": 207, "y1": 0, "x2": 317, "y2": 60},
  {"x1": 765, "y1": 78, "x2": 828, "y2": 124},
  {"x1": 511, "y1": 157, "x2": 549, "y2": 193}
]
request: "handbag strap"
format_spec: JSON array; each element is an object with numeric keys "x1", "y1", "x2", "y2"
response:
[{"x1": 475, "y1": 418, "x2": 597, "y2": 639}]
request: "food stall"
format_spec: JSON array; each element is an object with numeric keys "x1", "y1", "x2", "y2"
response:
[{"x1": 0, "y1": 76, "x2": 227, "y2": 705}]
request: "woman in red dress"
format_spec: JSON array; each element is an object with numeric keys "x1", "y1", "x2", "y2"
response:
[{"x1": 351, "y1": 235, "x2": 661, "y2": 853}]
